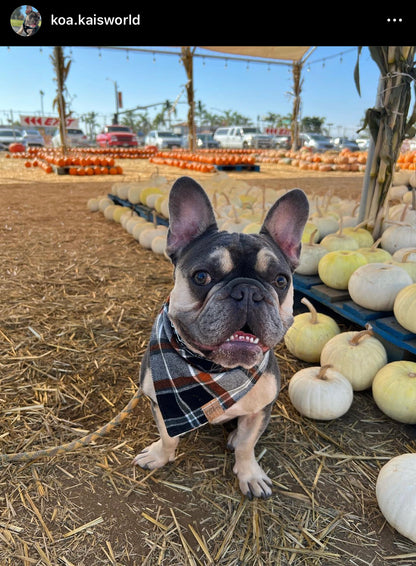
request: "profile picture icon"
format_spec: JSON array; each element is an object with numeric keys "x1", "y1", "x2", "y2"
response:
[{"x1": 11, "y1": 5, "x2": 41, "y2": 36}]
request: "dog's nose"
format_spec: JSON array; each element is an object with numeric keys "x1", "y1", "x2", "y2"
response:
[{"x1": 229, "y1": 278, "x2": 265, "y2": 303}]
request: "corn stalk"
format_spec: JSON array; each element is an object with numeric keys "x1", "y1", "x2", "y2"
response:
[
  {"x1": 355, "y1": 46, "x2": 416, "y2": 237},
  {"x1": 181, "y1": 47, "x2": 196, "y2": 153},
  {"x1": 50, "y1": 46, "x2": 72, "y2": 155},
  {"x1": 291, "y1": 61, "x2": 303, "y2": 151}
]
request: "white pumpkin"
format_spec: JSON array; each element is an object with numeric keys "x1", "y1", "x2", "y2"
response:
[
  {"x1": 301, "y1": 222, "x2": 320, "y2": 244},
  {"x1": 132, "y1": 220, "x2": 154, "y2": 241},
  {"x1": 343, "y1": 223, "x2": 374, "y2": 248},
  {"x1": 348, "y1": 262, "x2": 413, "y2": 311},
  {"x1": 320, "y1": 223, "x2": 359, "y2": 252},
  {"x1": 393, "y1": 283, "x2": 416, "y2": 333},
  {"x1": 320, "y1": 326, "x2": 387, "y2": 391},
  {"x1": 87, "y1": 197, "x2": 99, "y2": 212},
  {"x1": 284, "y1": 298, "x2": 340, "y2": 362},
  {"x1": 392, "y1": 247, "x2": 416, "y2": 262},
  {"x1": 388, "y1": 184, "x2": 411, "y2": 202},
  {"x1": 381, "y1": 223, "x2": 416, "y2": 254},
  {"x1": 295, "y1": 230, "x2": 328, "y2": 276},
  {"x1": 376, "y1": 453, "x2": 416, "y2": 544},
  {"x1": 288, "y1": 365, "x2": 353, "y2": 420},
  {"x1": 139, "y1": 226, "x2": 168, "y2": 249},
  {"x1": 151, "y1": 234, "x2": 168, "y2": 256},
  {"x1": 357, "y1": 238, "x2": 392, "y2": 264},
  {"x1": 318, "y1": 250, "x2": 367, "y2": 290},
  {"x1": 372, "y1": 361, "x2": 416, "y2": 424},
  {"x1": 309, "y1": 201, "x2": 339, "y2": 238}
]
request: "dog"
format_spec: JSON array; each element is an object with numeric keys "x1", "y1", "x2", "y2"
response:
[
  {"x1": 133, "y1": 176, "x2": 309, "y2": 499},
  {"x1": 17, "y1": 7, "x2": 41, "y2": 36}
]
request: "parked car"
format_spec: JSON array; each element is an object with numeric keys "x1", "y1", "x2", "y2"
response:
[
  {"x1": 272, "y1": 135, "x2": 291, "y2": 149},
  {"x1": 96, "y1": 125, "x2": 138, "y2": 148},
  {"x1": 213, "y1": 126, "x2": 273, "y2": 149},
  {"x1": 356, "y1": 137, "x2": 370, "y2": 150},
  {"x1": 52, "y1": 128, "x2": 89, "y2": 147},
  {"x1": 299, "y1": 133, "x2": 334, "y2": 152},
  {"x1": 331, "y1": 137, "x2": 360, "y2": 151},
  {"x1": 22, "y1": 129, "x2": 45, "y2": 147},
  {"x1": 181, "y1": 133, "x2": 220, "y2": 149},
  {"x1": 144, "y1": 130, "x2": 182, "y2": 150},
  {"x1": 0, "y1": 128, "x2": 27, "y2": 150}
]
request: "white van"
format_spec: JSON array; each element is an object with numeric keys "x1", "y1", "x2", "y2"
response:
[{"x1": 213, "y1": 126, "x2": 273, "y2": 149}]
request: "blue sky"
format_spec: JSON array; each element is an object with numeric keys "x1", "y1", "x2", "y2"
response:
[{"x1": 0, "y1": 45, "x2": 382, "y2": 139}]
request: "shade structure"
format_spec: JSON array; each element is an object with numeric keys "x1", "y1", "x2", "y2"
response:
[{"x1": 199, "y1": 46, "x2": 313, "y2": 63}]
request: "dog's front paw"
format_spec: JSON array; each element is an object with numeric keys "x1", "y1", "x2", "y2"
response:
[
  {"x1": 233, "y1": 459, "x2": 273, "y2": 500},
  {"x1": 133, "y1": 439, "x2": 176, "y2": 470}
]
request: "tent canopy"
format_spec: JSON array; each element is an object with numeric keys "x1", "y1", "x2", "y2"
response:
[{"x1": 199, "y1": 46, "x2": 313, "y2": 63}]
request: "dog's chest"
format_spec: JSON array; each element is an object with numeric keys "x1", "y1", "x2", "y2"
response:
[{"x1": 201, "y1": 370, "x2": 278, "y2": 424}]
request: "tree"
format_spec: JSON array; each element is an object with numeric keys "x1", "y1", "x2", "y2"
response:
[
  {"x1": 301, "y1": 116, "x2": 326, "y2": 133},
  {"x1": 81, "y1": 111, "x2": 99, "y2": 140},
  {"x1": 50, "y1": 46, "x2": 71, "y2": 153}
]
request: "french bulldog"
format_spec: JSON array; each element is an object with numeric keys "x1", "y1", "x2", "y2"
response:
[
  {"x1": 17, "y1": 7, "x2": 41, "y2": 36},
  {"x1": 133, "y1": 176, "x2": 309, "y2": 499}
]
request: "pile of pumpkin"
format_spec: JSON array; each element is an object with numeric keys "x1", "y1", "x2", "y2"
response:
[
  {"x1": 148, "y1": 149, "x2": 257, "y2": 173},
  {"x1": 285, "y1": 169, "x2": 416, "y2": 546},
  {"x1": 8, "y1": 147, "x2": 124, "y2": 175},
  {"x1": 87, "y1": 171, "x2": 303, "y2": 255},
  {"x1": 256, "y1": 147, "x2": 368, "y2": 172}
]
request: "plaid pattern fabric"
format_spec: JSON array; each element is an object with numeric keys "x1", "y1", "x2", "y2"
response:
[{"x1": 149, "y1": 302, "x2": 270, "y2": 437}]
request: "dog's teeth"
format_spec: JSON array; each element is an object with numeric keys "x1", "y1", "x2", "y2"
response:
[{"x1": 226, "y1": 333, "x2": 260, "y2": 344}]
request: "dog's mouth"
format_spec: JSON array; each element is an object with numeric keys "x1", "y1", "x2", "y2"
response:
[{"x1": 224, "y1": 328, "x2": 268, "y2": 353}]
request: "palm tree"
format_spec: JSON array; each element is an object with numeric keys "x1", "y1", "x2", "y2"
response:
[{"x1": 81, "y1": 111, "x2": 99, "y2": 141}]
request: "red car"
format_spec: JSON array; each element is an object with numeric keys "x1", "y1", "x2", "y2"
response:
[{"x1": 96, "y1": 125, "x2": 138, "y2": 148}]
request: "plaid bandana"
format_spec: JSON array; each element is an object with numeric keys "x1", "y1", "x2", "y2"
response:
[{"x1": 149, "y1": 301, "x2": 270, "y2": 437}]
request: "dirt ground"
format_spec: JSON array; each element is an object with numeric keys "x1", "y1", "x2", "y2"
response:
[{"x1": 1, "y1": 153, "x2": 416, "y2": 566}]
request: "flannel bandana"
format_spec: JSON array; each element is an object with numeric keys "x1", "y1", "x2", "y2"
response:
[{"x1": 149, "y1": 302, "x2": 270, "y2": 437}]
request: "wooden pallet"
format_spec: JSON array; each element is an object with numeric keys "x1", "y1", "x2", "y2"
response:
[
  {"x1": 293, "y1": 273, "x2": 416, "y2": 361},
  {"x1": 214, "y1": 164, "x2": 260, "y2": 172},
  {"x1": 108, "y1": 194, "x2": 169, "y2": 226}
]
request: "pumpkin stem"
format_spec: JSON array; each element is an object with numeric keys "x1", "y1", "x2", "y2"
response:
[
  {"x1": 317, "y1": 364, "x2": 333, "y2": 380},
  {"x1": 220, "y1": 192, "x2": 231, "y2": 205},
  {"x1": 335, "y1": 214, "x2": 344, "y2": 237},
  {"x1": 402, "y1": 251, "x2": 413, "y2": 263},
  {"x1": 399, "y1": 204, "x2": 409, "y2": 223},
  {"x1": 349, "y1": 324, "x2": 374, "y2": 346},
  {"x1": 301, "y1": 297, "x2": 318, "y2": 324},
  {"x1": 308, "y1": 229, "x2": 319, "y2": 246},
  {"x1": 231, "y1": 205, "x2": 241, "y2": 223},
  {"x1": 371, "y1": 237, "x2": 383, "y2": 250},
  {"x1": 353, "y1": 220, "x2": 369, "y2": 231}
]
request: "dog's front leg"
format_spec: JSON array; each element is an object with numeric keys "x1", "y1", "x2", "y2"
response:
[
  {"x1": 227, "y1": 408, "x2": 273, "y2": 499},
  {"x1": 133, "y1": 401, "x2": 179, "y2": 470}
]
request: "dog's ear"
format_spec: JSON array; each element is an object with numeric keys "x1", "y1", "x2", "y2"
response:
[
  {"x1": 260, "y1": 188, "x2": 309, "y2": 268},
  {"x1": 166, "y1": 176, "x2": 218, "y2": 260}
]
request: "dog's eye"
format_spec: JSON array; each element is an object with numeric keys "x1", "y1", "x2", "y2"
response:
[
  {"x1": 274, "y1": 275, "x2": 289, "y2": 289},
  {"x1": 192, "y1": 270, "x2": 212, "y2": 286}
]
